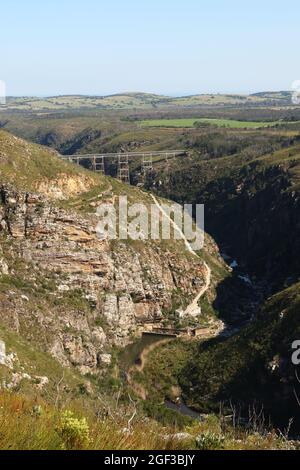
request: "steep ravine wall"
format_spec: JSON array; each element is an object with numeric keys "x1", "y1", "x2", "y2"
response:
[
  {"x1": 0, "y1": 184, "x2": 214, "y2": 377},
  {"x1": 147, "y1": 160, "x2": 300, "y2": 290}
]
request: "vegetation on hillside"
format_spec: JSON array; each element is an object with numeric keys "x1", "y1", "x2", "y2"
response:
[
  {"x1": 0, "y1": 390, "x2": 297, "y2": 450},
  {"x1": 179, "y1": 282, "x2": 300, "y2": 431},
  {"x1": 145, "y1": 134, "x2": 300, "y2": 287},
  {"x1": 0, "y1": 130, "x2": 104, "y2": 192},
  {"x1": 3, "y1": 91, "x2": 296, "y2": 112},
  {"x1": 1, "y1": 99, "x2": 300, "y2": 449},
  {"x1": 141, "y1": 118, "x2": 285, "y2": 129}
]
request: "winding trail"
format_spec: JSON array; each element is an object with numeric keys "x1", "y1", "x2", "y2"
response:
[
  {"x1": 150, "y1": 194, "x2": 211, "y2": 316},
  {"x1": 150, "y1": 194, "x2": 198, "y2": 257},
  {"x1": 126, "y1": 194, "x2": 223, "y2": 400},
  {"x1": 184, "y1": 262, "x2": 211, "y2": 316}
]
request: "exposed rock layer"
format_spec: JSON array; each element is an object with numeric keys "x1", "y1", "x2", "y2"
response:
[{"x1": 0, "y1": 184, "x2": 216, "y2": 375}]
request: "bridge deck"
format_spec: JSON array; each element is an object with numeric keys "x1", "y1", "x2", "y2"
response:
[{"x1": 60, "y1": 150, "x2": 186, "y2": 160}]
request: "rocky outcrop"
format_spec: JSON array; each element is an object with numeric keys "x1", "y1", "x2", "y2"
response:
[
  {"x1": 0, "y1": 184, "x2": 213, "y2": 374},
  {"x1": 0, "y1": 340, "x2": 6, "y2": 365},
  {"x1": 0, "y1": 257, "x2": 8, "y2": 275},
  {"x1": 0, "y1": 340, "x2": 17, "y2": 369},
  {"x1": 37, "y1": 174, "x2": 97, "y2": 200}
]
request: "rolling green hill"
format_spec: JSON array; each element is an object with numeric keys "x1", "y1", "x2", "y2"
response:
[
  {"x1": 3, "y1": 90, "x2": 296, "y2": 112},
  {"x1": 141, "y1": 118, "x2": 284, "y2": 129}
]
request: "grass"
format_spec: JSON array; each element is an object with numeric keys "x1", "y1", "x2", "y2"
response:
[
  {"x1": 0, "y1": 324, "x2": 86, "y2": 402},
  {"x1": 0, "y1": 390, "x2": 297, "y2": 450},
  {"x1": 2, "y1": 120, "x2": 299, "y2": 449},
  {"x1": 131, "y1": 339, "x2": 196, "y2": 404},
  {"x1": 141, "y1": 118, "x2": 285, "y2": 129},
  {"x1": 5, "y1": 93, "x2": 170, "y2": 112},
  {"x1": 0, "y1": 391, "x2": 200, "y2": 451},
  {"x1": 0, "y1": 129, "x2": 103, "y2": 192}
]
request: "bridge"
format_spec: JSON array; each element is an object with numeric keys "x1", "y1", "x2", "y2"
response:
[
  {"x1": 141, "y1": 321, "x2": 212, "y2": 338},
  {"x1": 60, "y1": 150, "x2": 186, "y2": 183}
]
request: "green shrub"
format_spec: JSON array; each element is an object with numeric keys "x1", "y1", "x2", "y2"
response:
[
  {"x1": 195, "y1": 431, "x2": 225, "y2": 450},
  {"x1": 56, "y1": 410, "x2": 90, "y2": 450}
]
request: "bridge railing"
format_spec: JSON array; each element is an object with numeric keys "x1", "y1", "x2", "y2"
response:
[{"x1": 60, "y1": 150, "x2": 186, "y2": 159}]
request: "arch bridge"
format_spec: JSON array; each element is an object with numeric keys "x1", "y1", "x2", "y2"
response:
[{"x1": 60, "y1": 150, "x2": 186, "y2": 183}]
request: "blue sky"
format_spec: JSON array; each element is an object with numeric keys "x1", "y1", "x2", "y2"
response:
[{"x1": 1, "y1": 0, "x2": 299, "y2": 96}]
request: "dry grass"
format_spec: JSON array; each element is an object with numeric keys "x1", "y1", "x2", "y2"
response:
[
  {"x1": 0, "y1": 391, "x2": 297, "y2": 451},
  {"x1": 0, "y1": 392, "x2": 187, "y2": 451}
]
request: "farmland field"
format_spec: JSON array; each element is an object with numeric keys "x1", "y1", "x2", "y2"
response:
[{"x1": 140, "y1": 118, "x2": 284, "y2": 129}]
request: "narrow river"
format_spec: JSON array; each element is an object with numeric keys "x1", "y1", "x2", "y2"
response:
[
  {"x1": 120, "y1": 333, "x2": 174, "y2": 371},
  {"x1": 120, "y1": 332, "x2": 204, "y2": 419}
]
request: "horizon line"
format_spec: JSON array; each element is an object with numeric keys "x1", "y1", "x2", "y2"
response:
[{"x1": 5, "y1": 89, "x2": 291, "y2": 99}]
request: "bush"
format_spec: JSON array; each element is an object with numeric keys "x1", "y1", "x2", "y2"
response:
[
  {"x1": 195, "y1": 431, "x2": 225, "y2": 450},
  {"x1": 56, "y1": 410, "x2": 90, "y2": 450}
]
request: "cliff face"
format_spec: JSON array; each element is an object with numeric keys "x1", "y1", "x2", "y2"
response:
[
  {"x1": 140, "y1": 141, "x2": 300, "y2": 429},
  {"x1": 146, "y1": 145, "x2": 300, "y2": 289},
  {"x1": 198, "y1": 163, "x2": 300, "y2": 286},
  {"x1": 0, "y1": 176, "x2": 219, "y2": 377}
]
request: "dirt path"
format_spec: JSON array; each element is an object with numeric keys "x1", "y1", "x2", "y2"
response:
[
  {"x1": 126, "y1": 195, "x2": 222, "y2": 400},
  {"x1": 150, "y1": 194, "x2": 198, "y2": 257},
  {"x1": 184, "y1": 262, "x2": 211, "y2": 316},
  {"x1": 150, "y1": 194, "x2": 211, "y2": 316}
]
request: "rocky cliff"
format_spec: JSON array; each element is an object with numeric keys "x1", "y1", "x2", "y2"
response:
[
  {"x1": 0, "y1": 130, "x2": 224, "y2": 380},
  {"x1": 145, "y1": 143, "x2": 300, "y2": 290}
]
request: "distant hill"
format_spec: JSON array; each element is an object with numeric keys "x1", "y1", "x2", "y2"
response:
[{"x1": 3, "y1": 91, "x2": 295, "y2": 112}]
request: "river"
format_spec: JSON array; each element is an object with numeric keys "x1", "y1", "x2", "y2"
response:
[
  {"x1": 120, "y1": 332, "x2": 174, "y2": 371},
  {"x1": 120, "y1": 332, "x2": 204, "y2": 420}
]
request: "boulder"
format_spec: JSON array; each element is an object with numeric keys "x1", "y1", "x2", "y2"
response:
[
  {"x1": 99, "y1": 353, "x2": 112, "y2": 366},
  {"x1": 0, "y1": 258, "x2": 8, "y2": 275},
  {"x1": 0, "y1": 340, "x2": 6, "y2": 365}
]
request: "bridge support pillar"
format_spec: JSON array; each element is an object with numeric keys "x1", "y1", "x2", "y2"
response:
[
  {"x1": 92, "y1": 155, "x2": 105, "y2": 174},
  {"x1": 142, "y1": 154, "x2": 153, "y2": 174},
  {"x1": 118, "y1": 154, "x2": 130, "y2": 183},
  {"x1": 69, "y1": 157, "x2": 80, "y2": 165},
  {"x1": 63, "y1": 150, "x2": 185, "y2": 181}
]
